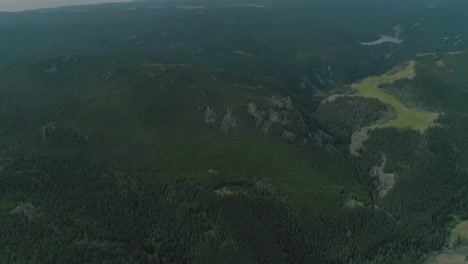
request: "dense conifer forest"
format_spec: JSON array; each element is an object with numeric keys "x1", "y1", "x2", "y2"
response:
[{"x1": 0, "y1": 0, "x2": 467, "y2": 263}]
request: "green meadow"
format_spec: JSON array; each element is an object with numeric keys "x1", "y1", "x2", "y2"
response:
[
  {"x1": 351, "y1": 61, "x2": 439, "y2": 131},
  {"x1": 1, "y1": 1, "x2": 468, "y2": 263}
]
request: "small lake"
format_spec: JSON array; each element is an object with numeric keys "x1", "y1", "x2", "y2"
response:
[{"x1": 360, "y1": 35, "x2": 404, "y2": 46}]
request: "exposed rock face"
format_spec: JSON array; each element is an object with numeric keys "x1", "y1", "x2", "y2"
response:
[
  {"x1": 208, "y1": 169, "x2": 219, "y2": 175},
  {"x1": 247, "y1": 101, "x2": 262, "y2": 127},
  {"x1": 203, "y1": 106, "x2": 217, "y2": 124},
  {"x1": 312, "y1": 129, "x2": 333, "y2": 147},
  {"x1": 43, "y1": 55, "x2": 77, "y2": 73},
  {"x1": 100, "y1": 68, "x2": 119, "y2": 81},
  {"x1": 370, "y1": 154, "x2": 397, "y2": 198},
  {"x1": 40, "y1": 123, "x2": 90, "y2": 144},
  {"x1": 10, "y1": 203, "x2": 39, "y2": 219},
  {"x1": 197, "y1": 91, "x2": 224, "y2": 128},
  {"x1": 197, "y1": 93, "x2": 334, "y2": 149},
  {"x1": 251, "y1": 97, "x2": 282, "y2": 134},
  {"x1": 298, "y1": 63, "x2": 335, "y2": 95},
  {"x1": 282, "y1": 131, "x2": 297, "y2": 142},
  {"x1": 198, "y1": 91, "x2": 335, "y2": 149},
  {"x1": 299, "y1": 76, "x2": 310, "y2": 89},
  {"x1": 220, "y1": 107, "x2": 239, "y2": 132},
  {"x1": 247, "y1": 96, "x2": 308, "y2": 144},
  {"x1": 350, "y1": 128, "x2": 370, "y2": 155},
  {"x1": 197, "y1": 90, "x2": 239, "y2": 131},
  {"x1": 268, "y1": 96, "x2": 292, "y2": 110},
  {"x1": 268, "y1": 110, "x2": 280, "y2": 123},
  {"x1": 41, "y1": 123, "x2": 57, "y2": 143}
]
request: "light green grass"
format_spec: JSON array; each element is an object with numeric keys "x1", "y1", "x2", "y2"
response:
[
  {"x1": 351, "y1": 61, "x2": 439, "y2": 131},
  {"x1": 426, "y1": 221, "x2": 468, "y2": 264},
  {"x1": 453, "y1": 221, "x2": 468, "y2": 242},
  {"x1": 344, "y1": 199, "x2": 364, "y2": 209}
]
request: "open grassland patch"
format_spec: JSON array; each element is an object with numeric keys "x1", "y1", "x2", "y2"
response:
[
  {"x1": 453, "y1": 221, "x2": 468, "y2": 245},
  {"x1": 427, "y1": 221, "x2": 468, "y2": 264},
  {"x1": 214, "y1": 187, "x2": 237, "y2": 196},
  {"x1": 344, "y1": 199, "x2": 364, "y2": 209},
  {"x1": 435, "y1": 60, "x2": 446, "y2": 67},
  {"x1": 321, "y1": 93, "x2": 354, "y2": 105},
  {"x1": 429, "y1": 253, "x2": 468, "y2": 264},
  {"x1": 351, "y1": 61, "x2": 439, "y2": 132}
]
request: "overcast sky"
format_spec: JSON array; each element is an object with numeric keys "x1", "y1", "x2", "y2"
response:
[{"x1": 0, "y1": 0, "x2": 131, "y2": 12}]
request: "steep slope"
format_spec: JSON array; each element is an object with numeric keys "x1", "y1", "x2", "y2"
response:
[{"x1": 1, "y1": 1, "x2": 468, "y2": 263}]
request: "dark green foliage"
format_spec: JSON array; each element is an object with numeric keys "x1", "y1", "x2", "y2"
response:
[
  {"x1": 314, "y1": 97, "x2": 393, "y2": 144},
  {"x1": 351, "y1": 113, "x2": 468, "y2": 262},
  {"x1": 382, "y1": 53, "x2": 468, "y2": 112},
  {"x1": 0, "y1": 0, "x2": 468, "y2": 263}
]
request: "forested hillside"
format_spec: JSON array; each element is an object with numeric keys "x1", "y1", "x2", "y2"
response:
[{"x1": 0, "y1": 0, "x2": 467, "y2": 263}]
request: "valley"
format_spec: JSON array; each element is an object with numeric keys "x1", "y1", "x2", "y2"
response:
[
  {"x1": 0, "y1": 0, "x2": 467, "y2": 263},
  {"x1": 351, "y1": 60, "x2": 439, "y2": 131}
]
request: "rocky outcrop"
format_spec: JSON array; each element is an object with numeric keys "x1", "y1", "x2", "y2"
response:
[
  {"x1": 220, "y1": 107, "x2": 239, "y2": 132},
  {"x1": 197, "y1": 92, "x2": 334, "y2": 149},
  {"x1": 41, "y1": 123, "x2": 57, "y2": 143},
  {"x1": 350, "y1": 128, "x2": 370, "y2": 156},
  {"x1": 268, "y1": 96, "x2": 292, "y2": 110},
  {"x1": 203, "y1": 106, "x2": 217, "y2": 125},
  {"x1": 370, "y1": 154, "x2": 397, "y2": 198},
  {"x1": 312, "y1": 129, "x2": 333, "y2": 147},
  {"x1": 43, "y1": 55, "x2": 77, "y2": 73},
  {"x1": 247, "y1": 101, "x2": 262, "y2": 127},
  {"x1": 298, "y1": 63, "x2": 336, "y2": 95},
  {"x1": 100, "y1": 68, "x2": 120, "y2": 81},
  {"x1": 10, "y1": 203, "x2": 39, "y2": 219},
  {"x1": 40, "y1": 123, "x2": 90, "y2": 144},
  {"x1": 281, "y1": 130, "x2": 297, "y2": 142},
  {"x1": 197, "y1": 91, "x2": 238, "y2": 131},
  {"x1": 247, "y1": 96, "x2": 292, "y2": 134},
  {"x1": 247, "y1": 96, "x2": 308, "y2": 144}
]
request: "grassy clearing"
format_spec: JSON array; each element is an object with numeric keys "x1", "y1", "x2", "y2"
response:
[
  {"x1": 453, "y1": 221, "x2": 468, "y2": 244},
  {"x1": 427, "y1": 221, "x2": 468, "y2": 264},
  {"x1": 351, "y1": 61, "x2": 439, "y2": 131},
  {"x1": 344, "y1": 199, "x2": 364, "y2": 209},
  {"x1": 428, "y1": 253, "x2": 468, "y2": 264}
]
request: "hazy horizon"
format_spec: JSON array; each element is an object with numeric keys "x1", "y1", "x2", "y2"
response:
[{"x1": 0, "y1": 0, "x2": 131, "y2": 12}]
